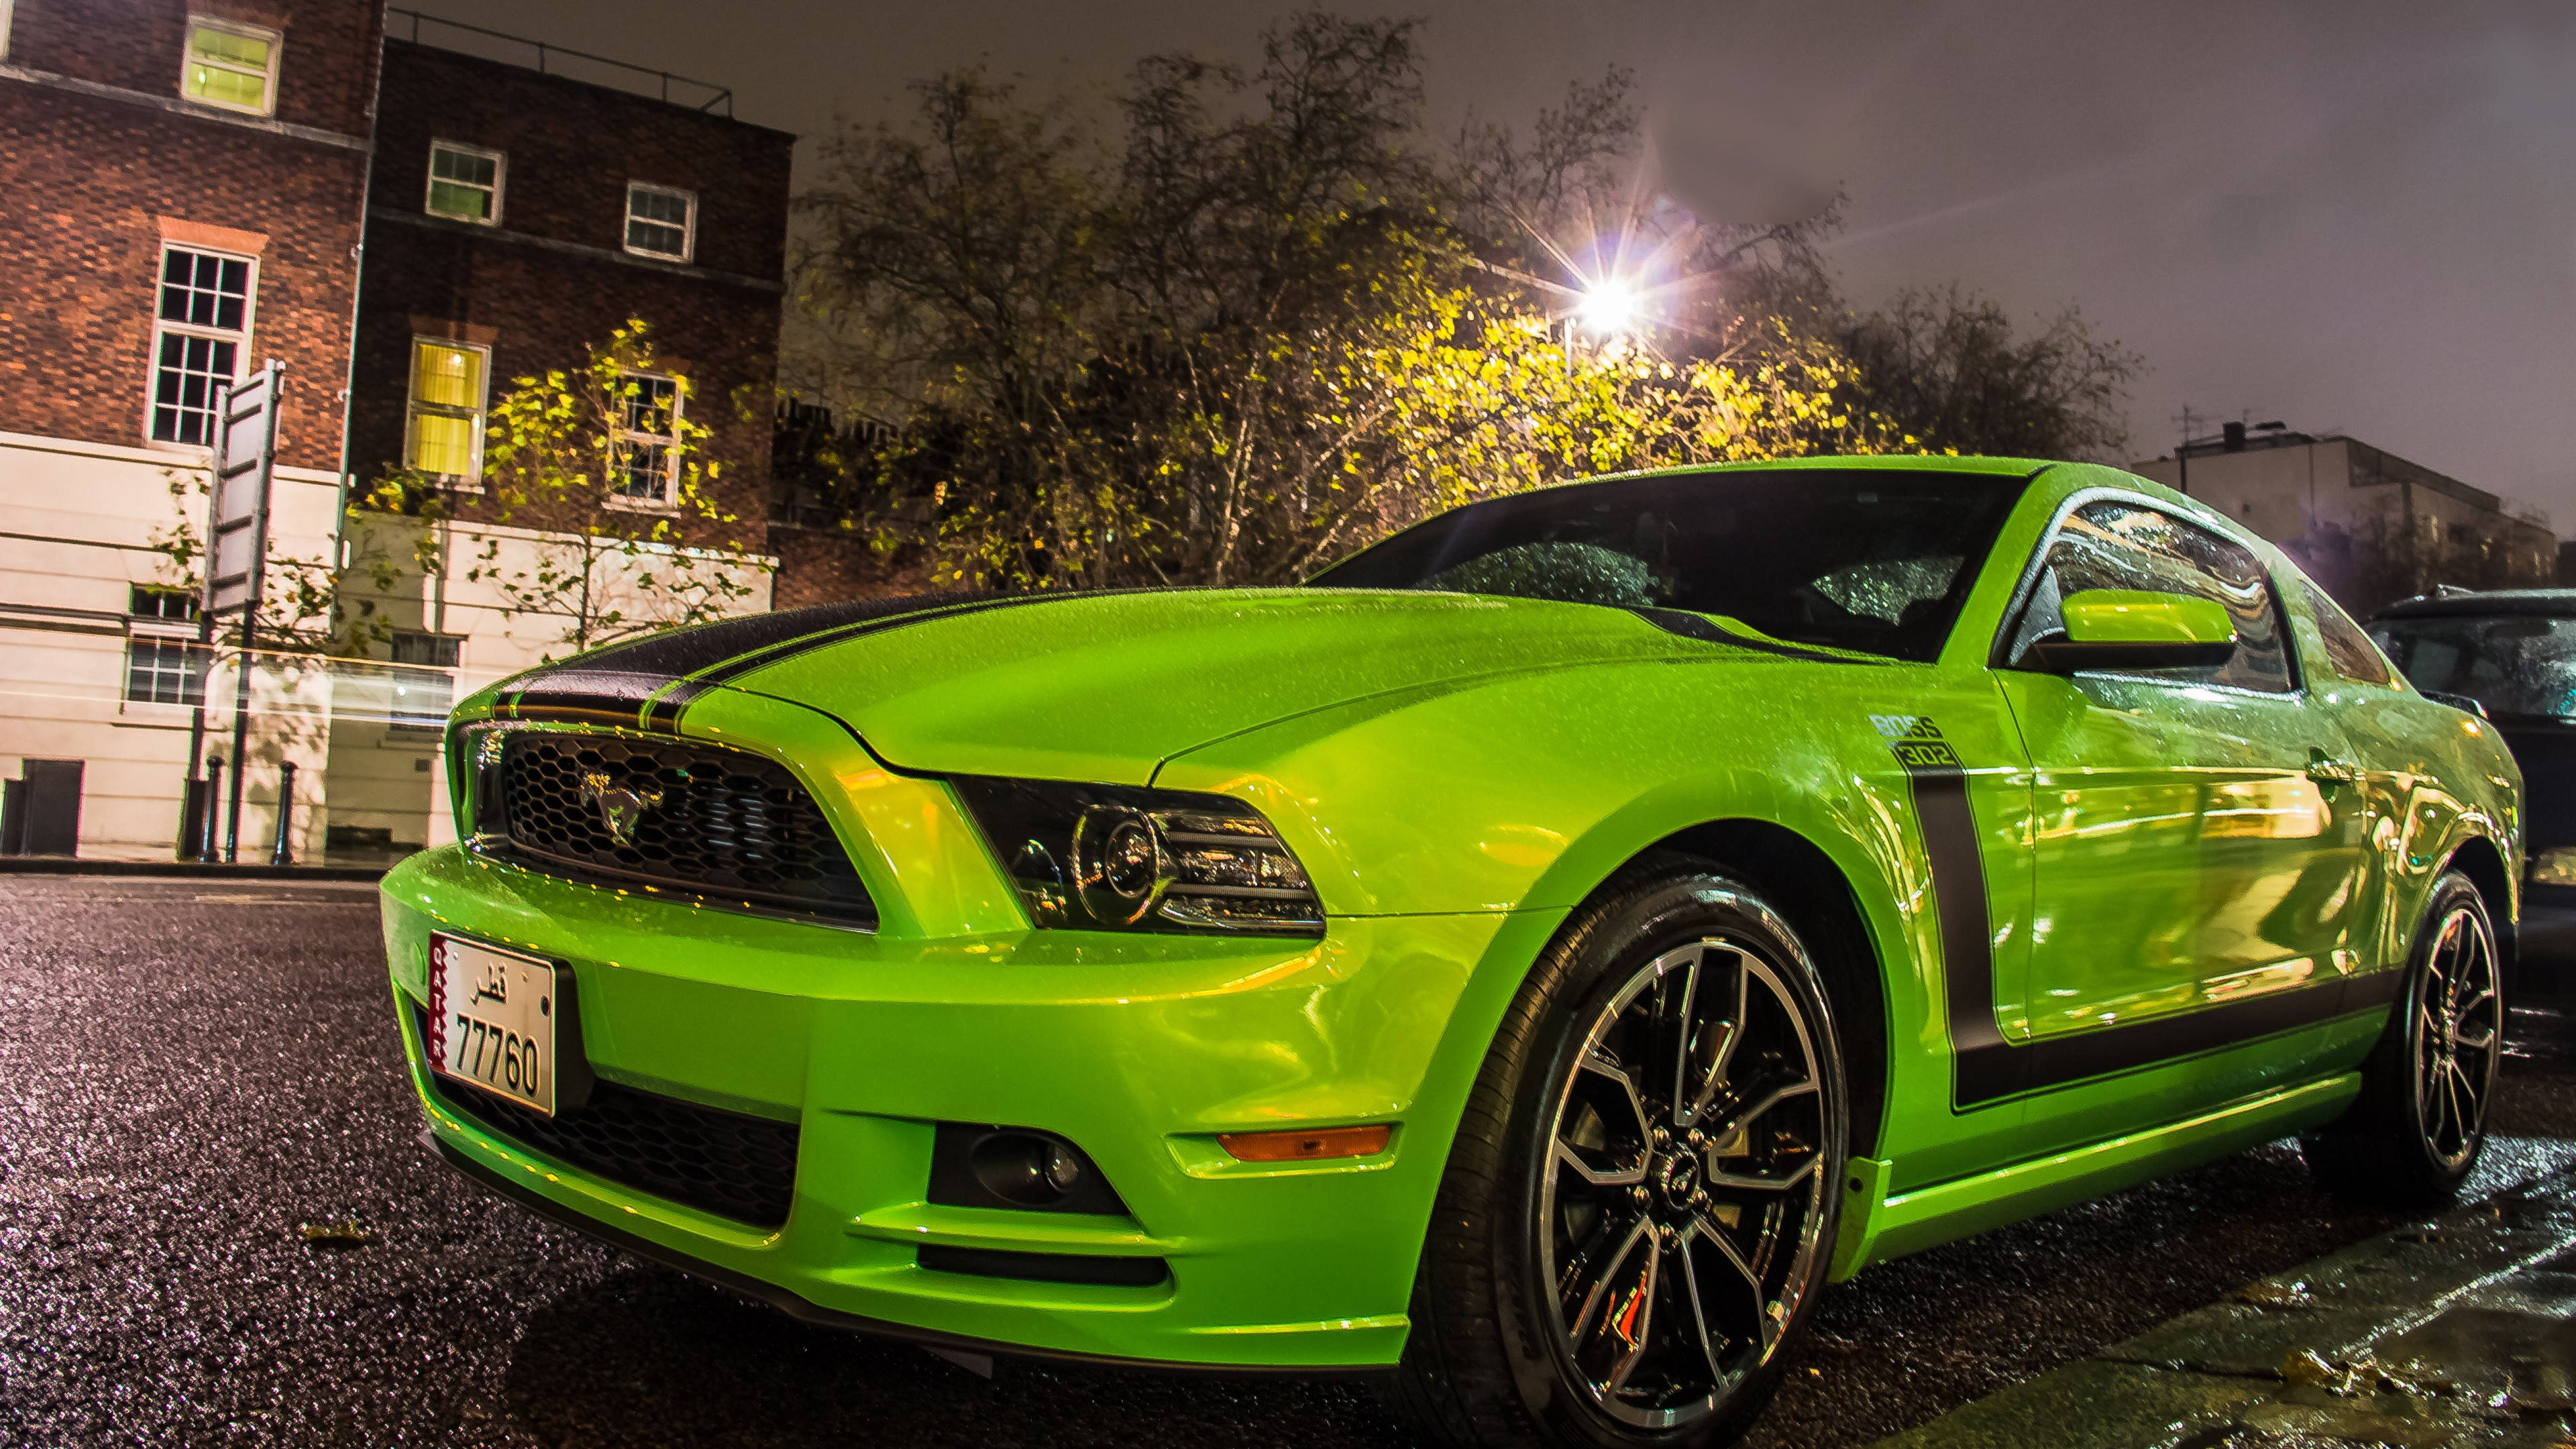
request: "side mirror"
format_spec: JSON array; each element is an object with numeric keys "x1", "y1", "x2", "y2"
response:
[{"x1": 2024, "y1": 589, "x2": 2237, "y2": 673}]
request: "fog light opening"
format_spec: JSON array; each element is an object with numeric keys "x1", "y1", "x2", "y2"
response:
[
  {"x1": 969, "y1": 1130, "x2": 1085, "y2": 1205},
  {"x1": 1218, "y1": 1124, "x2": 1393, "y2": 1162}
]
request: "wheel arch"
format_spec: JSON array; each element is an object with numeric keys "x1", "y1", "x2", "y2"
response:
[
  {"x1": 1594, "y1": 818, "x2": 1894, "y2": 1159},
  {"x1": 2445, "y1": 832, "x2": 2518, "y2": 991}
]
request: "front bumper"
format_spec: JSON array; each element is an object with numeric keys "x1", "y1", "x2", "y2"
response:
[{"x1": 384, "y1": 844, "x2": 1552, "y2": 1370}]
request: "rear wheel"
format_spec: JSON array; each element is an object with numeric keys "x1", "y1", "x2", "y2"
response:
[
  {"x1": 1391, "y1": 863, "x2": 1847, "y2": 1448},
  {"x1": 2302, "y1": 869, "x2": 2503, "y2": 1208}
]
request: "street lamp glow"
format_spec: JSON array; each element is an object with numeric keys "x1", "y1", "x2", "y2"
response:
[{"x1": 1572, "y1": 277, "x2": 1640, "y2": 335}]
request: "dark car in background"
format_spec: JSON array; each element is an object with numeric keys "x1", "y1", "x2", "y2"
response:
[{"x1": 2371, "y1": 589, "x2": 2576, "y2": 981}]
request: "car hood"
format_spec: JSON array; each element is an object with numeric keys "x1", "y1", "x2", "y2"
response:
[{"x1": 484, "y1": 588, "x2": 1721, "y2": 783}]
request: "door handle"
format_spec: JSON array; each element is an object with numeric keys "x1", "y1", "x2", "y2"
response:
[{"x1": 2306, "y1": 749, "x2": 2363, "y2": 787}]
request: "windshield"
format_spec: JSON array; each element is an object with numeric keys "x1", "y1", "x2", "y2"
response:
[
  {"x1": 2368, "y1": 612, "x2": 2576, "y2": 720},
  {"x1": 1305, "y1": 468, "x2": 2029, "y2": 661}
]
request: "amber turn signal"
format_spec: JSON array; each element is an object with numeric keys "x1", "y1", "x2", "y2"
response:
[{"x1": 1217, "y1": 1124, "x2": 1393, "y2": 1162}]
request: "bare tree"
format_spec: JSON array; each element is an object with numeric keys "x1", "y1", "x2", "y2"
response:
[{"x1": 1834, "y1": 285, "x2": 2145, "y2": 461}]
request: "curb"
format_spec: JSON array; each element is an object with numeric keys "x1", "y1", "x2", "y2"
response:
[
  {"x1": 1873, "y1": 1142, "x2": 2576, "y2": 1448},
  {"x1": 0, "y1": 856, "x2": 389, "y2": 881}
]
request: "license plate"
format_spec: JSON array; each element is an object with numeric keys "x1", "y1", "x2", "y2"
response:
[{"x1": 427, "y1": 934, "x2": 557, "y2": 1116}]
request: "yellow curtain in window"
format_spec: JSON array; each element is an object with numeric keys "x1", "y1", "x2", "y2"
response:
[
  {"x1": 413, "y1": 342, "x2": 482, "y2": 409},
  {"x1": 409, "y1": 342, "x2": 485, "y2": 476},
  {"x1": 411, "y1": 413, "x2": 476, "y2": 476}
]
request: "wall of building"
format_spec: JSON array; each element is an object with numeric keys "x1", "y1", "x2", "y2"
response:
[
  {"x1": 0, "y1": 0, "x2": 376, "y2": 857},
  {"x1": 321, "y1": 38, "x2": 794, "y2": 856},
  {"x1": 343, "y1": 40, "x2": 792, "y2": 545},
  {"x1": 0, "y1": 5, "x2": 802, "y2": 859},
  {"x1": 6, "y1": 0, "x2": 380, "y2": 137},
  {"x1": 2133, "y1": 440, "x2": 2355, "y2": 544},
  {"x1": 0, "y1": 3, "x2": 374, "y2": 470},
  {"x1": 767, "y1": 526, "x2": 933, "y2": 610},
  {"x1": 0, "y1": 431, "x2": 345, "y2": 859},
  {"x1": 347, "y1": 221, "x2": 781, "y2": 543},
  {"x1": 2131, "y1": 437, "x2": 2557, "y2": 612},
  {"x1": 327, "y1": 511, "x2": 775, "y2": 852}
]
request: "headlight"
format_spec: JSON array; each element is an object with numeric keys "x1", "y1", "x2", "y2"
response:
[
  {"x1": 2532, "y1": 847, "x2": 2576, "y2": 888},
  {"x1": 950, "y1": 777, "x2": 1324, "y2": 936}
]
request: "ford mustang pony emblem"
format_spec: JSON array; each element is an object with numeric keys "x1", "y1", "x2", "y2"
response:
[{"x1": 578, "y1": 771, "x2": 662, "y2": 846}]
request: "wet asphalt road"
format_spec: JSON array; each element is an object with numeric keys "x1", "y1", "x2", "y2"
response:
[{"x1": 1, "y1": 872, "x2": 2571, "y2": 1449}]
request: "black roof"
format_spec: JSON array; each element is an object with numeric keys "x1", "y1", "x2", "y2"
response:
[{"x1": 2371, "y1": 588, "x2": 2576, "y2": 623}]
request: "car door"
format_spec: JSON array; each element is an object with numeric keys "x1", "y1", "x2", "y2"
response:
[{"x1": 1990, "y1": 498, "x2": 2373, "y2": 1130}]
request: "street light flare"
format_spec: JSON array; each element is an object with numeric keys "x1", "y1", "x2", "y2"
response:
[{"x1": 1573, "y1": 276, "x2": 1642, "y2": 335}]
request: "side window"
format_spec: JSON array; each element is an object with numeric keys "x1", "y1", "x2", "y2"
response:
[
  {"x1": 2298, "y1": 580, "x2": 2397, "y2": 687},
  {"x1": 2008, "y1": 500, "x2": 2295, "y2": 694}
]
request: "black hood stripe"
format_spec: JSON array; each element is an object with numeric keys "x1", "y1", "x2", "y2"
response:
[
  {"x1": 498, "y1": 591, "x2": 1022, "y2": 731},
  {"x1": 633, "y1": 594, "x2": 1069, "y2": 730}
]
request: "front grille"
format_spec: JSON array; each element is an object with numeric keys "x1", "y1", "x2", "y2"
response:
[
  {"x1": 414, "y1": 1006, "x2": 799, "y2": 1228},
  {"x1": 482, "y1": 731, "x2": 874, "y2": 923}
]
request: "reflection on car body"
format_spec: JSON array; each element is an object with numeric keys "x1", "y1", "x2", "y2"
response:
[{"x1": 382, "y1": 456, "x2": 2519, "y2": 1449}]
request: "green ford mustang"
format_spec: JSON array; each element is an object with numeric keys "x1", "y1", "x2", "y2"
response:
[{"x1": 384, "y1": 455, "x2": 2516, "y2": 1446}]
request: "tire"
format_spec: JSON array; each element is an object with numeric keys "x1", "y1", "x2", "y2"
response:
[
  {"x1": 2301, "y1": 868, "x2": 2505, "y2": 1209},
  {"x1": 1389, "y1": 858, "x2": 1849, "y2": 1449}
]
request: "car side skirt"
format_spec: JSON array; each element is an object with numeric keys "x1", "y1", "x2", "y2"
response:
[{"x1": 1827, "y1": 1071, "x2": 2359, "y2": 1279}]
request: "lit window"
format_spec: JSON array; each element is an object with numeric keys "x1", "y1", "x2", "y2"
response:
[
  {"x1": 425, "y1": 142, "x2": 503, "y2": 223},
  {"x1": 406, "y1": 339, "x2": 489, "y2": 479},
  {"x1": 611, "y1": 372, "x2": 680, "y2": 505},
  {"x1": 149, "y1": 245, "x2": 254, "y2": 446},
  {"x1": 388, "y1": 631, "x2": 462, "y2": 729},
  {"x1": 182, "y1": 18, "x2": 279, "y2": 115},
  {"x1": 624, "y1": 183, "x2": 695, "y2": 261}
]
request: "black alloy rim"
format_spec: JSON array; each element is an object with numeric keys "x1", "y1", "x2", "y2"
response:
[
  {"x1": 1537, "y1": 936, "x2": 1836, "y2": 1429},
  {"x1": 2414, "y1": 902, "x2": 2501, "y2": 1171}
]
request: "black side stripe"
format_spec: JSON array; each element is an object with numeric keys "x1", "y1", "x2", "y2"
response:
[
  {"x1": 1909, "y1": 769, "x2": 2030, "y2": 1106},
  {"x1": 1902, "y1": 757, "x2": 2404, "y2": 1112}
]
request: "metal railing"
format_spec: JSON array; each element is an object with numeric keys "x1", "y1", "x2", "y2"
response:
[{"x1": 385, "y1": 8, "x2": 734, "y2": 115}]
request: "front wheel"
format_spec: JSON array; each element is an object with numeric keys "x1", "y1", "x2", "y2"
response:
[
  {"x1": 2302, "y1": 868, "x2": 2504, "y2": 1208},
  {"x1": 1391, "y1": 863, "x2": 1847, "y2": 1448}
]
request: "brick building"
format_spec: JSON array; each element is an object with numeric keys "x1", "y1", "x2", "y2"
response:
[
  {"x1": 326, "y1": 20, "x2": 794, "y2": 857},
  {"x1": 0, "y1": 0, "x2": 380, "y2": 857},
  {"x1": 346, "y1": 25, "x2": 790, "y2": 529},
  {"x1": 0, "y1": 2, "x2": 795, "y2": 859}
]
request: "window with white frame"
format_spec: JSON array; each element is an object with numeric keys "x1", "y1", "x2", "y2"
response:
[
  {"x1": 388, "y1": 631, "x2": 462, "y2": 729},
  {"x1": 182, "y1": 17, "x2": 280, "y2": 115},
  {"x1": 125, "y1": 586, "x2": 205, "y2": 706},
  {"x1": 624, "y1": 182, "x2": 695, "y2": 261},
  {"x1": 425, "y1": 141, "x2": 503, "y2": 223},
  {"x1": 405, "y1": 338, "x2": 489, "y2": 479},
  {"x1": 149, "y1": 245, "x2": 254, "y2": 446},
  {"x1": 610, "y1": 372, "x2": 680, "y2": 505}
]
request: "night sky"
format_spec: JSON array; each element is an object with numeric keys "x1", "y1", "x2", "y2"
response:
[{"x1": 417, "y1": 0, "x2": 2576, "y2": 525}]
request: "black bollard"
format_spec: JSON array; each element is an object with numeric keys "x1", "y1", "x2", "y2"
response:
[
  {"x1": 270, "y1": 760, "x2": 297, "y2": 866},
  {"x1": 199, "y1": 758, "x2": 225, "y2": 863}
]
